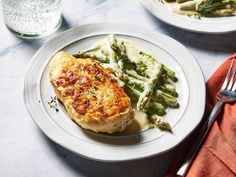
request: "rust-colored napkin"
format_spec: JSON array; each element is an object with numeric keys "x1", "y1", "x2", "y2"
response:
[{"x1": 166, "y1": 54, "x2": 236, "y2": 177}]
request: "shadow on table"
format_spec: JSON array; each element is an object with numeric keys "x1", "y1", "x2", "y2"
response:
[
  {"x1": 40, "y1": 131, "x2": 175, "y2": 177},
  {"x1": 15, "y1": 16, "x2": 71, "y2": 52},
  {"x1": 145, "y1": 11, "x2": 236, "y2": 53},
  {"x1": 0, "y1": 16, "x2": 72, "y2": 59}
]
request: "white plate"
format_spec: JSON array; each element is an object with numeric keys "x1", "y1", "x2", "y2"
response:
[
  {"x1": 24, "y1": 23, "x2": 205, "y2": 161},
  {"x1": 140, "y1": 0, "x2": 236, "y2": 34}
]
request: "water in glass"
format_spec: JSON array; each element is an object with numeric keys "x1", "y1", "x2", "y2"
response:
[{"x1": 2, "y1": 0, "x2": 62, "y2": 38}]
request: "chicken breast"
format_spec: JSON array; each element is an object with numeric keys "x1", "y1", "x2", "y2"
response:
[{"x1": 49, "y1": 51, "x2": 134, "y2": 133}]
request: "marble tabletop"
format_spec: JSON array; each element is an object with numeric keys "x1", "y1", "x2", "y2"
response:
[{"x1": 0, "y1": 0, "x2": 236, "y2": 177}]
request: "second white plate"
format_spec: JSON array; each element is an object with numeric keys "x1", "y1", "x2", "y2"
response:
[
  {"x1": 140, "y1": 0, "x2": 236, "y2": 34},
  {"x1": 24, "y1": 23, "x2": 205, "y2": 161}
]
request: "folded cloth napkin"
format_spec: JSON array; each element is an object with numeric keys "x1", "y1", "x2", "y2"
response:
[{"x1": 166, "y1": 54, "x2": 236, "y2": 177}]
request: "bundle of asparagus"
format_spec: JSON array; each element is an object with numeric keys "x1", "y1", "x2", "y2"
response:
[
  {"x1": 170, "y1": 0, "x2": 236, "y2": 16},
  {"x1": 196, "y1": 0, "x2": 236, "y2": 16},
  {"x1": 73, "y1": 35, "x2": 179, "y2": 131}
]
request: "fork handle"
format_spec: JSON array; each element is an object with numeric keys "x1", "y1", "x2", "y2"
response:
[{"x1": 177, "y1": 100, "x2": 224, "y2": 176}]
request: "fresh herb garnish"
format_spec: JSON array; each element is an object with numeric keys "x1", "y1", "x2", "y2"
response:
[
  {"x1": 137, "y1": 60, "x2": 147, "y2": 69},
  {"x1": 187, "y1": 14, "x2": 201, "y2": 19},
  {"x1": 136, "y1": 60, "x2": 148, "y2": 75},
  {"x1": 91, "y1": 83, "x2": 98, "y2": 89},
  {"x1": 89, "y1": 91, "x2": 97, "y2": 98},
  {"x1": 48, "y1": 96, "x2": 59, "y2": 112}
]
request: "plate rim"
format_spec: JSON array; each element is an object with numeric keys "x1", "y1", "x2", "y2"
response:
[
  {"x1": 23, "y1": 23, "x2": 206, "y2": 161},
  {"x1": 140, "y1": 0, "x2": 236, "y2": 34}
]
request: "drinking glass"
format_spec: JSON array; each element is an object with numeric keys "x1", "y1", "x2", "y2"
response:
[{"x1": 1, "y1": 0, "x2": 62, "y2": 38}]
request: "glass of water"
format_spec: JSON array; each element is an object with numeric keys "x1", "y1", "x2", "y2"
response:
[{"x1": 1, "y1": 0, "x2": 62, "y2": 38}]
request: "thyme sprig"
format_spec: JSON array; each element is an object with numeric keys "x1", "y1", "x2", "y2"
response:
[{"x1": 48, "y1": 96, "x2": 59, "y2": 112}]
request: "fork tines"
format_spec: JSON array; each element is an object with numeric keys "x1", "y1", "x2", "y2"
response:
[{"x1": 221, "y1": 59, "x2": 236, "y2": 92}]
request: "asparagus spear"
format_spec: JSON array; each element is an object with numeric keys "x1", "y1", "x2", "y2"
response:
[
  {"x1": 108, "y1": 35, "x2": 137, "y2": 75},
  {"x1": 124, "y1": 75, "x2": 144, "y2": 92},
  {"x1": 126, "y1": 69, "x2": 149, "y2": 82},
  {"x1": 159, "y1": 83, "x2": 178, "y2": 97},
  {"x1": 150, "y1": 114, "x2": 172, "y2": 132},
  {"x1": 107, "y1": 35, "x2": 128, "y2": 81},
  {"x1": 177, "y1": 0, "x2": 194, "y2": 3},
  {"x1": 162, "y1": 66, "x2": 176, "y2": 81},
  {"x1": 125, "y1": 86, "x2": 166, "y2": 116},
  {"x1": 153, "y1": 90, "x2": 179, "y2": 108},
  {"x1": 73, "y1": 45, "x2": 110, "y2": 63},
  {"x1": 124, "y1": 75, "x2": 179, "y2": 107},
  {"x1": 137, "y1": 62, "x2": 163, "y2": 111},
  {"x1": 147, "y1": 102, "x2": 166, "y2": 116},
  {"x1": 110, "y1": 36, "x2": 127, "y2": 60},
  {"x1": 138, "y1": 51, "x2": 176, "y2": 80}
]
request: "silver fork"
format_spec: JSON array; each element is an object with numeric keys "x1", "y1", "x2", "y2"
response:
[{"x1": 177, "y1": 59, "x2": 236, "y2": 176}]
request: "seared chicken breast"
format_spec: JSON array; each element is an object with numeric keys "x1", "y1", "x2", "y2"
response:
[{"x1": 49, "y1": 51, "x2": 134, "y2": 133}]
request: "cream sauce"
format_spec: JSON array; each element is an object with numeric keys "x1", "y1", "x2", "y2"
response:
[{"x1": 119, "y1": 109, "x2": 153, "y2": 135}]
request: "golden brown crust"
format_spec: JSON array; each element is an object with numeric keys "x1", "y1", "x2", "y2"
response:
[{"x1": 49, "y1": 51, "x2": 134, "y2": 133}]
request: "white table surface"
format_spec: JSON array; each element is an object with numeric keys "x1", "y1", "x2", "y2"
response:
[{"x1": 0, "y1": 0, "x2": 236, "y2": 177}]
